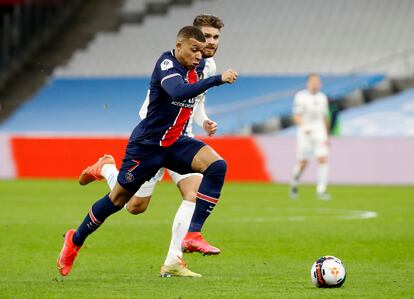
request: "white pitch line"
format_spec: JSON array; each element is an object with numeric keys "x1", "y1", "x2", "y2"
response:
[
  {"x1": 3, "y1": 209, "x2": 376, "y2": 225},
  {"x1": 337, "y1": 210, "x2": 378, "y2": 220},
  {"x1": 211, "y1": 209, "x2": 378, "y2": 223}
]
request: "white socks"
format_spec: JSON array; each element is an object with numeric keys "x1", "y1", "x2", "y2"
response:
[
  {"x1": 101, "y1": 164, "x2": 118, "y2": 190},
  {"x1": 164, "y1": 200, "x2": 196, "y2": 266},
  {"x1": 317, "y1": 163, "x2": 329, "y2": 194}
]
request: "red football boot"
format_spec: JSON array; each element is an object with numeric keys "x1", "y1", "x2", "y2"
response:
[
  {"x1": 79, "y1": 154, "x2": 115, "y2": 185},
  {"x1": 57, "y1": 229, "x2": 82, "y2": 276},
  {"x1": 181, "y1": 232, "x2": 220, "y2": 256}
]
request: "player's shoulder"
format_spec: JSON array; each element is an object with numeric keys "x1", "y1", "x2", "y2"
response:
[
  {"x1": 157, "y1": 50, "x2": 176, "y2": 72},
  {"x1": 204, "y1": 58, "x2": 217, "y2": 77},
  {"x1": 294, "y1": 89, "x2": 308, "y2": 100},
  {"x1": 205, "y1": 58, "x2": 216, "y2": 69},
  {"x1": 295, "y1": 89, "x2": 307, "y2": 96},
  {"x1": 316, "y1": 91, "x2": 328, "y2": 101},
  {"x1": 320, "y1": 91, "x2": 328, "y2": 98}
]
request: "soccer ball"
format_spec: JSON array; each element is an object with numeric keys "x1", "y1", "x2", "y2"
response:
[{"x1": 310, "y1": 256, "x2": 346, "y2": 288}]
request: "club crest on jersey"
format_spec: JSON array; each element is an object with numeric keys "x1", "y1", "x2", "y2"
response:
[
  {"x1": 160, "y1": 59, "x2": 173, "y2": 71},
  {"x1": 125, "y1": 172, "x2": 134, "y2": 183}
]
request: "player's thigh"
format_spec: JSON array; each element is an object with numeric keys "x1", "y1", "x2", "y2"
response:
[
  {"x1": 168, "y1": 169, "x2": 202, "y2": 202},
  {"x1": 297, "y1": 135, "x2": 313, "y2": 161},
  {"x1": 164, "y1": 136, "x2": 209, "y2": 174},
  {"x1": 191, "y1": 145, "x2": 222, "y2": 172}
]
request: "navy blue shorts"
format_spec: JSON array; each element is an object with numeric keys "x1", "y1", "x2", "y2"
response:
[{"x1": 117, "y1": 136, "x2": 206, "y2": 192}]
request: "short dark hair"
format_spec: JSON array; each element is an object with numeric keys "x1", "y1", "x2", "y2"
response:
[
  {"x1": 177, "y1": 26, "x2": 206, "y2": 42},
  {"x1": 193, "y1": 14, "x2": 224, "y2": 29}
]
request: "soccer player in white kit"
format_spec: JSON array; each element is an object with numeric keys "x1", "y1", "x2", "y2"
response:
[
  {"x1": 290, "y1": 74, "x2": 331, "y2": 200},
  {"x1": 78, "y1": 15, "x2": 224, "y2": 277}
]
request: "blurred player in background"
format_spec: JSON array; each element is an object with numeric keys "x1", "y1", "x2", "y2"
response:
[
  {"x1": 57, "y1": 25, "x2": 238, "y2": 277},
  {"x1": 76, "y1": 15, "x2": 224, "y2": 278},
  {"x1": 290, "y1": 74, "x2": 331, "y2": 200}
]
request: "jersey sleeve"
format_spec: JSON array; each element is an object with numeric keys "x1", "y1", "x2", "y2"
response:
[
  {"x1": 322, "y1": 93, "x2": 329, "y2": 116},
  {"x1": 293, "y1": 92, "x2": 304, "y2": 114},
  {"x1": 157, "y1": 57, "x2": 222, "y2": 102},
  {"x1": 204, "y1": 58, "x2": 217, "y2": 77},
  {"x1": 138, "y1": 90, "x2": 150, "y2": 120},
  {"x1": 161, "y1": 74, "x2": 222, "y2": 102},
  {"x1": 193, "y1": 99, "x2": 209, "y2": 127}
]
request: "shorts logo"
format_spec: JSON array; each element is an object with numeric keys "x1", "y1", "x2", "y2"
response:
[
  {"x1": 126, "y1": 159, "x2": 140, "y2": 183},
  {"x1": 125, "y1": 172, "x2": 135, "y2": 183}
]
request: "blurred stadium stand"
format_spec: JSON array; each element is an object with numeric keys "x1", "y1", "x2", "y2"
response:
[
  {"x1": 56, "y1": 0, "x2": 414, "y2": 77},
  {"x1": 0, "y1": 74, "x2": 384, "y2": 134},
  {"x1": 0, "y1": 0, "x2": 81, "y2": 88},
  {"x1": 1, "y1": 0, "x2": 414, "y2": 135},
  {"x1": 339, "y1": 88, "x2": 414, "y2": 137}
]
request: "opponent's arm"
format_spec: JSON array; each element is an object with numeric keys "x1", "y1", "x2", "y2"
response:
[
  {"x1": 292, "y1": 93, "x2": 303, "y2": 126},
  {"x1": 193, "y1": 96, "x2": 209, "y2": 127},
  {"x1": 193, "y1": 97, "x2": 217, "y2": 136},
  {"x1": 138, "y1": 90, "x2": 150, "y2": 120},
  {"x1": 293, "y1": 113, "x2": 303, "y2": 126}
]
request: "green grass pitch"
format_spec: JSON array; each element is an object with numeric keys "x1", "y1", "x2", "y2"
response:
[{"x1": 0, "y1": 180, "x2": 413, "y2": 298}]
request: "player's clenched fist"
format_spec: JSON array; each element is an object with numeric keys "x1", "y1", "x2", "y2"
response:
[
  {"x1": 221, "y1": 69, "x2": 238, "y2": 83},
  {"x1": 203, "y1": 119, "x2": 218, "y2": 137}
]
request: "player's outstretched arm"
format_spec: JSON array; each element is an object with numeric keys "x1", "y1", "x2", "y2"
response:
[
  {"x1": 162, "y1": 69, "x2": 238, "y2": 102},
  {"x1": 162, "y1": 75, "x2": 222, "y2": 102}
]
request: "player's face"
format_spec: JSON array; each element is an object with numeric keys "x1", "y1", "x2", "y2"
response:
[
  {"x1": 200, "y1": 26, "x2": 220, "y2": 58},
  {"x1": 307, "y1": 75, "x2": 321, "y2": 94},
  {"x1": 176, "y1": 38, "x2": 205, "y2": 69}
]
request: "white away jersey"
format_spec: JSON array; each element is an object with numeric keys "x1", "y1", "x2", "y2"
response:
[{"x1": 293, "y1": 89, "x2": 329, "y2": 139}]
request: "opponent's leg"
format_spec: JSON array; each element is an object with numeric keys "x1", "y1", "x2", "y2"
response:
[
  {"x1": 79, "y1": 154, "x2": 116, "y2": 186},
  {"x1": 290, "y1": 160, "x2": 308, "y2": 199},
  {"x1": 161, "y1": 173, "x2": 202, "y2": 277},
  {"x1": 124, "y1": 169, "x2": 163, "y2": 214},
  {"x1": 79, "y1": 155, "x2": 160, "y2": 214},
  {"x1": 316, "y1": 156, "x2": 331, "y2": 200}
]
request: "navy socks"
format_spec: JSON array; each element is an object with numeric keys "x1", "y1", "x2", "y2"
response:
[
  {"x1": 72, "y1": 194, "x2": 122, "y2": 246},
  {"x1": 188, "y1": 160, "x2": 227, "y2": 232}
]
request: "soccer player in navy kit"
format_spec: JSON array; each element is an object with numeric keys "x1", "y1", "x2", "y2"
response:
[
  {"x1": 57, "y1": 25, "x2": 238, "y2": 276},
  {"x1": 78, "y1": 15, "x2": 224, "y2": 278}
]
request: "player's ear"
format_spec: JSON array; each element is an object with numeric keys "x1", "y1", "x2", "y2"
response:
[{"x1": 176, "y1": 41, "x2": 182, "y2": 52}]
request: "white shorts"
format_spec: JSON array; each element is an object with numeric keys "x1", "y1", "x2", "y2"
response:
[
  {"x1": 134, "y1": 168, "x2": 202, "y2": 197},
  {"x1": 297, "y1": 134, "x2": 329, "y2": 161}
]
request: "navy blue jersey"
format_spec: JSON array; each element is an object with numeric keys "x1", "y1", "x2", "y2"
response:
[{"x1": 130, "y1": 50, "x2": 222, "y2": 147}]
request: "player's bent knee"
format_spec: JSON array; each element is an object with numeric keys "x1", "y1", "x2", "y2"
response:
[
  {"x1": 205, "y1": 159, "x2": 227, "y2": 177},
  {"x1": 127, "y1": 196, "x2": 151, "y2": 215},
  {"x1": 109, "y1": 183, "x2": 136, "y2": 207},
  {"x1": 183, "y1": 190, "x2": 197, "y2": 202},
  {"x1": 128, "y1": 205, "x2": 147, "y2": 215}
]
